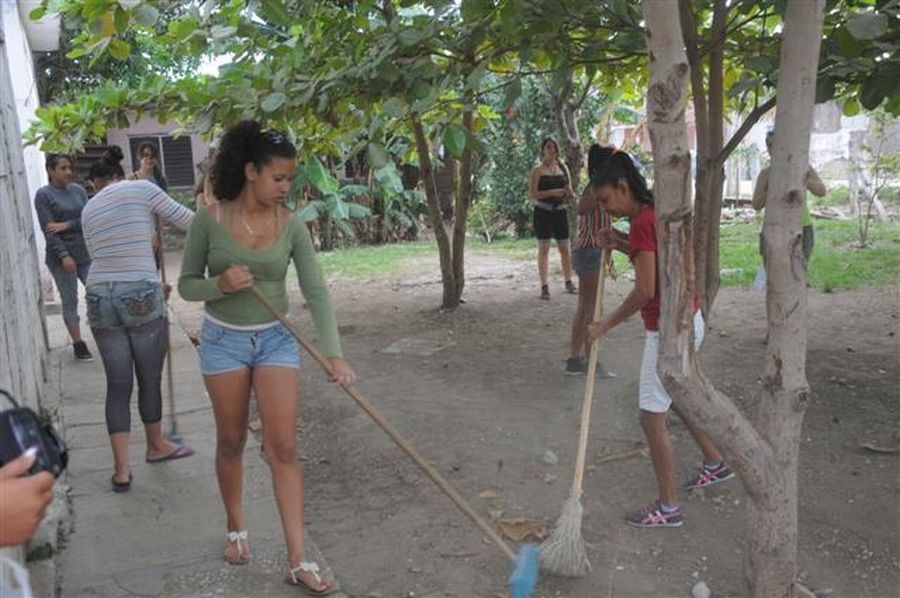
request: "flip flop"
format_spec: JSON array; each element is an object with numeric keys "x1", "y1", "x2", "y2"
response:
[
  {"x1": 111, "y1": 471, "x2": 132, "y2": 493},
  {"x1": 146, "y1": 444, "x2": 195, "y2": 464}
]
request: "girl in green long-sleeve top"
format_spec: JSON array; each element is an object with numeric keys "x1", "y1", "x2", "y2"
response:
[{"x1": 178, "y1": 121, "x2": 354, "y2": 595}]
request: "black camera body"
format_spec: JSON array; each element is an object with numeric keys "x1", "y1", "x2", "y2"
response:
[{"x1": 0, "y1": 389, "x2": 68, "y2": 478}]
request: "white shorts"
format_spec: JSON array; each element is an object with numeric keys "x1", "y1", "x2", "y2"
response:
[{"x1": 639, "y1": 311, "x2": 705, "y2": 413}]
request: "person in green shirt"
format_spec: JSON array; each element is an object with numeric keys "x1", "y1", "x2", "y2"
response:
[
  {"x1": 752, "y1": 129, "x2": 826, "y2": 264},
  {"x1": 179, "y1": 121, "x2": 355, "y2": 595}
]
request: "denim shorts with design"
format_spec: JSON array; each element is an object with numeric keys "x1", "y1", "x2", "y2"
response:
[
  {"x1": 86, "y1": 280, "x2": 165, "y2": 329},
  {"x1": 198, "y1": 317, "x2": 300, "y2": 376}
]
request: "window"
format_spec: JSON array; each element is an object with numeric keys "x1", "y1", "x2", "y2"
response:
[{"x1": 129, "y1": 135, "x2": 195, "y2": 189}]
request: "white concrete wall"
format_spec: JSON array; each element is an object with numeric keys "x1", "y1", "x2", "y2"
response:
[{"x1": 2, "y1": 0, "x2": 48, "y2": 263}]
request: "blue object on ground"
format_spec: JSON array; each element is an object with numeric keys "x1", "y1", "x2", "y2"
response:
[{"x1": 508, "y1": 543, "x2": 539, "y2": 598}]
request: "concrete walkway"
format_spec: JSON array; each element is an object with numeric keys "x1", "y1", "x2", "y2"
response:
[{"x1": 47, "y1": 307, "x2": 348, "y2": 597}]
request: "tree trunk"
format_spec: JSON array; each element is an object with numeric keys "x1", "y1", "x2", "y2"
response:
[
  {"x1": 547, "y1": 67, "x2": 584, "y2": 232},
  {"x1": 411, "y1": 114, "x2": 458, "y2": 309},
  {"x1": 643, "y1": 0, "x2": 825, "y2": 596},
  {"x1": 451, "y1": 102, "x2": 475, "y2": 301}
]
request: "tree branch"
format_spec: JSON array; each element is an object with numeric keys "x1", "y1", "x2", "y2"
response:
[{"x1": 714, "y1": 95, "x2": 776, "y2": 166}]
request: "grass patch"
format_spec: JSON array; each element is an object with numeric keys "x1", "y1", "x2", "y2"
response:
[
  {"x1": 317, "y1": 241, "x2": 436, "y2": 278},
  {"x1": 311, "y1": 219, "x2": 900, "y2": 291},
  {"x1": 719, "y1": 219, "x2": 900, "y2": 290}
]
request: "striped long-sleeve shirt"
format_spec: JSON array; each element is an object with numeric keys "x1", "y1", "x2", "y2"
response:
[{"x1": 82, "y1": 180, "x2": 193, "y2": 286}]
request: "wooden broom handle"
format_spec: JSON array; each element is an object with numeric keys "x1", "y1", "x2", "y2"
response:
[
  {"x1": 156, "y1": 216, "x2": 176, "y2": 425},
  {"x1": 571, "y1": 250, "x2": 608, "y2": 494},
  {"x1": 248, "y1": 285, "x2": 516, "y2": 560}
]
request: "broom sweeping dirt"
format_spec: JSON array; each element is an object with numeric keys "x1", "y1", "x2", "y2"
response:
[
  {"x1": 249, "y1": 285, "x2": 539, "y2": 598},
  {"x1": 539, "y1": 251, "x2": 609, "y2": 577}
]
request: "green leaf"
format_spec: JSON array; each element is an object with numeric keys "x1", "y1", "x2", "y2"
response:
[
  {"x1": 815, "y1": 76, "x2": 835, "y2": 104},
  {"x1": 842, "y1": 98, "x2": 860, "y2": 117},
  {"x1": 325, "y1": 195, "x2": 350, "y2": 220},
  {"x1": 846, "y1": 12, "x2": 888, "y2": 40},
  {"x1": 133, "y1": 4, "x2": 160, "y2": 27},
  {"x1": 304, "y1": 156, "x2": 339, "y2": 195},
  {"x1": 114, "y1": 7, "x2": 128, "y2": 33},
  {"x1": 745, "y1": 55, "x2": 777, "y2": 74},
  {"x1": 382, "y1": 97, "x2": 407, "y2": 118},
  {"x1": 374, "y1": 163, "x2": 404, "y2": 196},
  {"x1": 259, "y1": 0, "x2": 291, "y2": 28},
  {"x1": 346, "y1": 203, "x2": 372, "y2": 219},
  {"x1": 297, "y1": 201, "x2": 325, "y2": 222},
  {"x1": 834, "y1": 27, "x2": 865, "y2": 59},
  {"x1": 860, "y1": 72, "x2": 892, "y2": 110},
  {"x1": 28, "y1": 6, "x2": 46, "y2": 20},
  {"x1": 503, "y1": 78, "x2": 522, "y2": 108},
  {"x1": 261, "y1": 92, "x2": 286, "y2": 112},
  {"x1": 366, "y1": 142, "x2": 389, "y2": 169},
  {"x1": 108, "y1": 39, "x2": 131, "y2": 60},
  {"x1": 443, "y1": 124, "x2": 467, "y2": 159},
  {"x1": 397, "y1": 28, "x2": 422, "y2": 47}
]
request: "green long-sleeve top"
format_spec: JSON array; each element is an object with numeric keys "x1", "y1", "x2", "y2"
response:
[{"x1": 178, "y1": 209, "x2": 343, "y2": 358}]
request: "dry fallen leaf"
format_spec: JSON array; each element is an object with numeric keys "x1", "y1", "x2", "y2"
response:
[
  {"x1": 497, "y1": 517, "x2": 549, "y2": 543},
  {"x1": 543, "y1": 473, "x2": 557, "y2": 484},
  {"x1": 488, "y1": 509, "x2": 505, "y2": 521},
  {"x1": 478, "y1": 489, "x2": 499, "y2": 499}
]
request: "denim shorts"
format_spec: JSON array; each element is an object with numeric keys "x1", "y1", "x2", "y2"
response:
[
  {"x1": 86, "y1": 281, "x2": 165, "y2": 329},
  {"x1": 199, "y1": 317, "x2": 300, "y2": 376},
  {"x1": 572, "y1": 246, "x2": 602, "y2": 276}
]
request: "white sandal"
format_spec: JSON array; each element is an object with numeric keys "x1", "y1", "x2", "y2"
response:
[
  {"x1": 224, "y1": 530, "x2": 249, "y2": 565},
  {"x1": 285, "y1": 561, "x2": 335, "y2": 596}
]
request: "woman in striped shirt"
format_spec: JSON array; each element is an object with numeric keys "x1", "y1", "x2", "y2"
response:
[
  {"x1": 81, "y1": 153, "x2": 195, "y2": 494},
  {"x1": 566, "y1": 144, "x2": 616, "y2": 376}
]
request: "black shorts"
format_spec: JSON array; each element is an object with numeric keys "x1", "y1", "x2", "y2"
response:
[{"x1": 534, "y1": 206, "x2": 569, "y2": 241}]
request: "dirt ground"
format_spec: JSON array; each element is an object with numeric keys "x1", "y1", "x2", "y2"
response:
[{"x1": 167, "y1": 248, "x2": 899, "y2": 598}]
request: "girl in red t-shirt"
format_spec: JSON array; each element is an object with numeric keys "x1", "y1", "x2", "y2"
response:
[{"x1": 587, "y1": 151, "x2": 734, "y2": 528}]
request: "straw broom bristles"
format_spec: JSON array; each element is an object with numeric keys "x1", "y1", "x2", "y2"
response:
[{"x1": 539, "y1": 492, "x2": 591, "y2": 576}]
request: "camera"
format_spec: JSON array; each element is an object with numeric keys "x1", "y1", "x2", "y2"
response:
[{"x1": 0, "y1": 389, "x2": 68, "y2": 478}]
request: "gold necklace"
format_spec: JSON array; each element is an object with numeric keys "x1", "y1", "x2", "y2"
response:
[{"x1": 238, "y1": 211, "x2": 273, "y2": 237}]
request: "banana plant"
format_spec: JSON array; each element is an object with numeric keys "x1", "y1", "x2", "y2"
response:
[
  {"x1": 294, "y1": 155, "x2": 371, "y2": 250},
  {"x1": 372, "y1": 162, "x2": 426, "y2": 243}
]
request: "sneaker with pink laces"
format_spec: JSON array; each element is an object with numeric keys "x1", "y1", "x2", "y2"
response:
[
  {"x1": 684, "y1": 462, "x2": 735, "y2": 490},
  {"x1": 625, "y1": 501, "x2": 683, "y2": 528}
]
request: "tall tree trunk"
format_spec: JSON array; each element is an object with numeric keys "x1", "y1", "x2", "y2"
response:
[
  {"x1": 754, "y1": 3, "x2": 824, "y2": 593},
  {"x1": 643, "y1": 0, "x2": 825, "y2": 596},
  {"x1": 680, "y1": 0, "x2": 727, "y2": 319},
  {"x1": 412, "y1": 114, "x2": 457, "y2": 309},
  {"x1": 547, "y1": 67, "x2": 584, "y2": 232},
  {"x1": 451, "y1": 101, "x2": 475, "y2": 301}
]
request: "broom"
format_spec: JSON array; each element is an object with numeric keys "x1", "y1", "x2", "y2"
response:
[
  {"x1": 249, "y1": 285, "x2": 539, "y2": 598},
  {"x1": 540, "y1": 248, "x2": 609, "y2": 576},
  {"x1": 155, "y1": 216, "x2": 182, "y2": 443}
]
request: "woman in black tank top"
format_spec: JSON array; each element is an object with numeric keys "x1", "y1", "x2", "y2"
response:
[{"x1": 528, "y1": 138, "x2": 576, "y2": 300}]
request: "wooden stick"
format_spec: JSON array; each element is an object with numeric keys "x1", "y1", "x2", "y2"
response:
[
  {"x1": 571, "y1": 250, "x2": 608, "y2": 494},
  {"x1": 594, "y1": 447, "x2": 648, "y2": 466},
  {"x1": 248, "y1": 285, "x2": 515, "y2": 560},
  {"x1": 156, "y1": 216, "x2": 177, "y2": 434}
]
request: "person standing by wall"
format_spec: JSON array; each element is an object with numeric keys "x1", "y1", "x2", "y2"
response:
[
  {"x1": 34, "y1": 153, "x2": 93, "y2": 361},
  {"x1": 128, "y1": 141, "x2": 168, "y2": 191}
]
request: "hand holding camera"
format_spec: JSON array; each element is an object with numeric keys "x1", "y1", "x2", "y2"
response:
[{"x1": 0, "y1": 449, "x2": 54, "y2": 547}]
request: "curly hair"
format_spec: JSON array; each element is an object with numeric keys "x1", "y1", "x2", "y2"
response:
[{"x1": 211, "y1": 121, "x2": 298, "y2": 201}]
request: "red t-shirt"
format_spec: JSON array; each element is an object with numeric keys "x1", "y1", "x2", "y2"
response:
[{"x1": 627, "y1": 205, "x2": 700, "y2": 331}]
